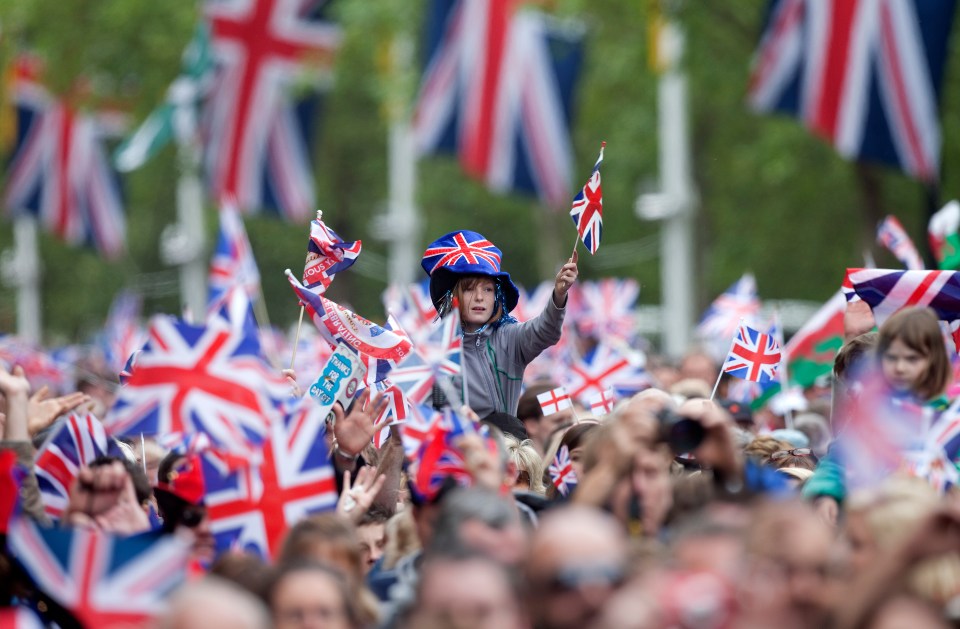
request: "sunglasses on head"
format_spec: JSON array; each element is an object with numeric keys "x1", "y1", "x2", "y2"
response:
[{"x1": 770, "y1": 448, "x2": 812, "y2": 461}]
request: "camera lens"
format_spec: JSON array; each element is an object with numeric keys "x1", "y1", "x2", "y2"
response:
[{"x1": 667, "y1": 417, "x2": 705, "y2": 453}]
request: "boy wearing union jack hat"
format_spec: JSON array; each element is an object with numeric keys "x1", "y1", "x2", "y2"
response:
[{"x1": 422, "y1": 230, "x2": 578, "y2": 418}]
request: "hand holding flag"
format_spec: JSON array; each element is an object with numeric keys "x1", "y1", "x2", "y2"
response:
[{"x1": 570, "y1": 142, "x2": 605, "y2": 255}]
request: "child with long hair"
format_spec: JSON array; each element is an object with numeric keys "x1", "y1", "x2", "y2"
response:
[
  {"x1": 805, "y1": 306, "x2": 953, "y2": 524},
  {"x1": 421, "y1": 230, "x2": 578, "y2": 418}
]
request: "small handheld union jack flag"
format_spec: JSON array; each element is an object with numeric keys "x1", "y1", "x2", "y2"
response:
[
  {"x1": 877, "y1": 215, "x2": 924, "y2": 271},
  {"x1": 549, "y1": 445, "x2": 577, "y2": 497},
  {"x1": 722, "y1": 324, "x2": 782, "y2": 384},
  {"x1": 570, "y1": 142, "x2": 605, "y2": 255}
]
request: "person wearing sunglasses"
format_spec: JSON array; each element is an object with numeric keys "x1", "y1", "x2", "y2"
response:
[{"x1": 154, "y1": 452, "x2": 216, "y2": 566}]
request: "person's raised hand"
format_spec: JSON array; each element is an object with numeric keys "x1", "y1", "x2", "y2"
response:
[
  {"x1": 28, "y1": 387, "x2": 92, "y2": 436},
  {"x1": 553, "y1": 250, "x2": 579, "y2": 307},
  {"x1": 0, "y1": 364, "x2": 31, "y2": 398},
  {"x1": 844, "y1": 299, "x2": 876, "y2": 342},
  {"x1": 331, "y1": 389, "x2": 389, "y2": 457},
  {"x1": 66, "y1": 461, "x2": 131, "y2": 526},
  {"x1": 336, "y1": 465, "x2": 386, "y2": 523},
  {"x1": 281, "y1": 368, "x2": 303, "y2": 398}
]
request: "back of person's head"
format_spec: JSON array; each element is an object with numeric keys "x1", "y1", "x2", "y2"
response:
[
  {"x1": 278, "y1": 514, "x2": 363, "y2": 581},
  {"x1": 482, "y1": 411, "x2": 529, "y2": 441},
  {"x1": 382, "y1": 509, "x2": 421, "y2": 570},
  {"x1": 834, "y1": 331, "x2": 879, "y2": 384},
  {"x1": 429, "y1": 487, "x2": 526, "y2": 565},
  {"x1": 877, "y1": 307, "x2": 951, "y2": 400},
  {"x1": 793, "y1": 412, "x2": 831, "y2": 457},
  {"x1": 503, "y1": 434, "x2": 546, "y2": 494},
  {"x1": 517, "y1": 383, "x2": 556, "y2": 422},
  {"x1": 266, "y1": 561, "x2": 363, "y2": 629},
  {"x1": 160, "y1": 576, "x2": 270, "y2": 629},
  {"x1": 743, "y1": 436, "x2": 793, "y2": 465},
  {"x1": 209, "y1": 551, "x2": 272, "y2": 602}
]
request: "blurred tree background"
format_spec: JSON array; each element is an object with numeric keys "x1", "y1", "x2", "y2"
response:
[{"x1": 0, "y1": 0, "x2": 956, "y2": 346}]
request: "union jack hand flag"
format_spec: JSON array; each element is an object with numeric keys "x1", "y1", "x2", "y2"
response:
[
  {"x1": 549, "y1": 445, "x2": 577, "y2": 496},
  {"x1": 372, "y1": 380, "x2": 410, "y2": 448},
  {"x1": 413, "y1": 0, "x2": 583, "y2": 208},
  {"x1": 570, "y1": 142, "x2": 605, "y2": 255},
  {"x1": 203, "y1": 397, "x2": 338, "y2": 560},
  {"x1": 7, "y1": 516, "x2": 190, "y2": 628},
  {"x1": 381, "y1": 280, "x2": 437, "y2": 338},
  {"x1": 98, "y1": 290, "x2": 144, "y2": 374},
  {"x1": 208, "y1": 200, "x2": 261, "y2": 310},
  {"x1": 203, "y1": 0, "x2": 342, "y2": 219},
  {"x1": 723, "y1": 325, "x2": 782, "y2": 384},
  {"x1": 410, "y1": 408, "x2": 475, "y2": 502},
  {"x1": 397, "y1": 402, "x2": 443, "y2": 459},
  {"x1": 537, "y1": 386, "x2": 572, "y2": 416},
  {"x1": 697, "y1": 273, "x2": 761, "y2": 361},
  {"x1": 877, "y1": 215, "x2": 924, "y2": 270},
  {"x1": 303, "y1": 212, "x2": 362, "y2": 296},
  {"x1": 287, "y1": 271, "x2": 413, "y2": 368},
  {"x1": 567, "y1": 278, "x2": 639, "y2": 343},
  {"x1": 3, "y1": 54, "x2": 126, "y2": 257},
  {"x1": 105, "y1": 315, "x2": 286, "y2": 457},
  {"x1": 34, "y1": 413, "x2": 125, "y2": 520},
  {"x1": 748, "y1": 0, "x2": 955, "y2": 182}
]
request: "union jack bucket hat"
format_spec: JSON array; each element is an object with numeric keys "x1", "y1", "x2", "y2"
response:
[{"x1": 421, "y1": 230, "x2": 520, "y2": 313}]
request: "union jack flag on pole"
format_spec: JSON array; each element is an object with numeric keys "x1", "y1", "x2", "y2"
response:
[
  {"x1": 203, "y1": 397, "x2": 338, "y2": 560},
  {"x1": 208, "y1": 199, "x2": 261, "y2": 310},
  {"x1": 105, "y1": 315, "x2": 286, "y2": 457},
  {"x1": 877, "y1": 215, "x2": 924, "y2": 270},
  {"x1": 722, "y1": 324, "x2": 782, "y2": 384},
  {"x1": 748, "y1": 0, "x2": 956, "y2": 181},
  {"x1": 203, "y1": 0, "x2": 341, "y2": 218},
  {"x1": 303, "y1": 210, "x2": 362, "y2": 296},
  {"x1": 34, "y1": 413, "x2": 125, "y2": 520},
  {"x1": 696, "y1": 273, "x2": 761, "y2": 361},
  {"x1": 570, "y1": 142, "x2": 605, "y2": 255},
  {"x1": 7, "y1": 516, "x2": 190, "y2": 628},
  {"x1": 4, "y1": 55, "x2": 126, "y2": 257},
  {"x1": 287, "y1": 270, "x2": 413, "y2": 368},
  {"x1": 413, "y1": 0, "x2": 583, "y2": 208},
  {"x1": 549, "y1": 445, "x2": 577, "y2": 497}
]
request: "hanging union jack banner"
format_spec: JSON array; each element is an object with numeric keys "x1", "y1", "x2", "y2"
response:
[
  {"x1": 747, "y1": 0, "x2": 957, "y2": 182},
  {"x1": 7, "y1": 516, "x2": 190, "y2": 628},
  {"x1": 570, "y1": 142, "x2": 605, "y2": 254},
  {"x1": 35, "y1": 413, "x2": 125, "y2": 520},
  {"x1": 203, "y1": 397, "x2": 338, "y2": 560},
  {"x1": 723, "y1": 324, "x2": 782, "y2": 384},
  {"x1": 105, "y1": 315, "x2": 286, "y2": 457},
  {"x1": 203, "y1": 0, "x2": 342, "y2": 219},
  {"x1": 4, "y1": 54, "x2": 126, "y2": 257},
  {"x1": 413, "y1": 0, "x2": 584, "y2": 208}
]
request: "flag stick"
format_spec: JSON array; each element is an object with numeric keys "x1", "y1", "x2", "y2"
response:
[
  {"x1": 140, "y1": 434, "x2": 147, "y2": 474},
  {"x1": 709, "y1": 321, "x2": 742, "y2": 401},
  {"x1": 571, "y1": 231, "x2": 580, "y2": 259},
  {"x1": 289, "y1": 305, "x2": 305, "y2": 370}
]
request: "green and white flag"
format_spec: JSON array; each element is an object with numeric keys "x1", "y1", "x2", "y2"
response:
[
  {"x1": 114, "y1": 24, "x2": 213, "y2": 172},
  {"x1": 929, "y1": 200, "x2": 960, "y2": 271}
]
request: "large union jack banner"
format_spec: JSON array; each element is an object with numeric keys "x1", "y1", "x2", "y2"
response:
[
  {"x1": 34, "y1": 413, "x2": 125, "y2": 520},
  {"x1": 722, "y1": 324, "x2": 782, "y2": 384},
  {"x1": 202, "y1": 0, "x2": 341, "y2": 219},
  {"x1": 105, "y1": 315, "x2": 286, "y2": 457},
  {"x1": 748, "y1": 0, "x2": 956, "y2": 181},
  {"x1": 4, "y1": 55, "x2": 126, "y2": 257},
  {"x1": 413, "y1": 0, "x2": 583, "y2": 208},
  {"x1": 7, "y1": 516, "x2": 190, "y2": 628},
  {"x1": 202, "y1": 397, "x2": 338, "y2": 559}
]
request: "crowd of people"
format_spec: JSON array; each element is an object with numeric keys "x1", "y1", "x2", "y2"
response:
[{"x1": 3, "y1": 229, "x2": 960, "y2": 629}]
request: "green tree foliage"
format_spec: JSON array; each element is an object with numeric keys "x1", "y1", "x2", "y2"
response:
[{"x1": 0, "y1": 0, "x2": 957, "y2": 345}]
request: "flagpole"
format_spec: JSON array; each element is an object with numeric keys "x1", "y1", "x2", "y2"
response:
[
  {"x1": 709, "y1": 321, "x2": 741, "y2": 401},
  {"x1": 289, "y1": 305, "x2": 305, "y2": 370},
  {"x1": 773, "y1": 308, "x2": 794, "y2": 430}
]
